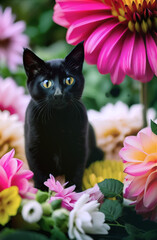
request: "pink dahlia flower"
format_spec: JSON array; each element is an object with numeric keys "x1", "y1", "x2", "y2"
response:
[
  {"x1": 53, "y1": 0, "x2": 157, "y2": 84},
  {"x1": 0, "y1": 6, "x2": 29, "y2": 71},
  {"x1": 0, "y1": 77, "x2": 30, "y2": 121},
  {"x1": 44, "y1": 174, "x2": 82, "y2": 210},
  {"x1": 44, "y1": 175, "x2": 103, "y2": 210},
  {"x1": 0, "y1": 149, "x2": 37, "y2": 199},
  {"x1": 120, "y1": 126, "x2": 157, "y2": 222}
]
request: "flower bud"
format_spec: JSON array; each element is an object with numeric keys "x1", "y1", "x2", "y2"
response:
[
  {"x1": 51, "y1": 199, "x2": 62, "y2": 210},
  {"x1": 42, "y1": 202, "x2": 52, "y2": 216},
  {"x1": 36, "y1": 190, "x2": 49, "y2": 203},
  {"x1": 53, "y1": 208, "x2": 69, "y2": 232}
]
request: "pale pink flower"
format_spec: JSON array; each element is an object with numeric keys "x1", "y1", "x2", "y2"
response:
[
  {"x1": 0, "y1": 77, "x2": 30, "y2": 121},
  {"x1": 84, "y1": 184, "x2": 104, "y2": 203},
  {"x1": 44, "y1": 175, "x2": 103, "y2": 210},
  {"x1": 0, "y1": 149, "x2": 37, "y2": 199},
  {"x1": 53, "y1": 0, "x2": 157, "y2": 84},
  {"x1": 44, "y1": 174, "x2": 82, "y2": 210},
  {"x1": 0, "y1": 6, "x2": 29, "y2": 71},
  {"x1": 120, "y1": 127, "x2": 157, "y2": 222}
]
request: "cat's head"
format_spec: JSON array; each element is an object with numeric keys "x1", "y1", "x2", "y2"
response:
[{"x1": 23, "y1": 43, "x2": 84, "y2": 109}]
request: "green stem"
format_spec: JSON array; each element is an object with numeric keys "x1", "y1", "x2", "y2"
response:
[
  {"x1": 108, "y1": 222, "x2": 125, "y2": 228},
  {"x1": 140, "y1": 82, "x2": 147, "y2": 128}
]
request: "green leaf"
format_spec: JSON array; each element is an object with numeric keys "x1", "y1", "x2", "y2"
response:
[
  {"x1": 98, "y1": 179, "x2": 123, "y2": 198},
  {"x1": 50, "y1": 227, "x2": 68, "y2": 240},
  {"x1": 151, "y1": 120, "x2": 157, "y2": 135},
  {"x1": 125, "y1": 224, "x2": 143, "y2": 236},
  {"x1": 0, "y1": 231, "x2": 49, "y2": 240},
  {"x1": 100, "y1": 199, "x2": 123, "y2": 222},
  {"x1": 143, "y1": 229, "x2": 157, "y2": 240},
  {"x1": 39, "y1": 216, "x2": 55, "y2": 233}
]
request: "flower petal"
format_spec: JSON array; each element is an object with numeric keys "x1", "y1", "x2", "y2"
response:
[
  {"x1": 143, "y1": 171, "x2": 157, "y2": 209},
  {"x1": 124, "y1": 161, "x2": 155, "y2": 176},
  {"x1": 124, "y1": 176, "x2": 145, "y2": 198},
  {"x1": 0, "y1": 166, "x2": 9, "y2": 190},
  {"x1": 146, "y1": 34, "x2": 157, "y2": 76},
  {"x1": 67, "y1": 14, "x2": 113, "y2": 44},
  {"x1": 85, "y1": 20, "x2": 119, "y2": 64},
  {"x1": 120, "y1": 31, "x2": 135, "y2": 74},
  {"x1": 131, "y1": 34, "x2": 146, "y2": 81},
  {"x1": 120, "y1": 147, "x2": 146, "y2": 163},
  {"x1": 97, "y1": 26, "x2": 127, "y2": 75}
]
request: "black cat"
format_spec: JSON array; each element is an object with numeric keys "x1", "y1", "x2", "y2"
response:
[{"x1": 23, "y1": 43, "x2": 103, "y2": 191}]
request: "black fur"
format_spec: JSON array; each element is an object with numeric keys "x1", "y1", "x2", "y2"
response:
[{"x1": 23, "y1": 43, "x2": 103, "y2": 191}]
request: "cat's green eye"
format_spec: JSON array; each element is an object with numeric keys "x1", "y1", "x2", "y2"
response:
[
  {"x1": 42, "y1": 80, "x2": 52, "y2": 89},
  {"x1": 64, "y1": 77, "x2": 75, "y2": 86}
]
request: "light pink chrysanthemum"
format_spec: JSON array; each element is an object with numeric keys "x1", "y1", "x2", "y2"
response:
[
  {"x1": 44, "y1": 174, "x2": 82, "y2": 210},
  {"x1": 120, "y1": 127, "x2": 157, "y2": 222},
  {"x1": 44, "y1": 175, "x2": 104, "y2": 210},
  {"x1": 53, "y1": 0, "x2": 157, "y2": 84},
  {"x1": 0, "y1": 149, "x2": 37, "y2": 199},
  {"x1": 0, "y1": 6, "x2": 29, "y2": 71},
  {"x1": 0, "y1": 77, "x2": 30, "y2": 121}
]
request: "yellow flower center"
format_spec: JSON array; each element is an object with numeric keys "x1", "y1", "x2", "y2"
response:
[
  {"x1": 104, "y1": 0, "x2": 157, "y2": 33},
  {"x1": 83, "y1": 159, "x2": 124, "y2": 189}
]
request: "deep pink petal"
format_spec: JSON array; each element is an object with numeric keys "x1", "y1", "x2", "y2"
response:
[
  {"x1": 85, "y1": 20, "x2": 119, "y2": 64},
  {"x1": 97, "y1": 26, "x2": 127, "y2": 75},
  {"x1": 0, "y1": 166, "x2": 9, "y2": 190},
  {"x1": 18, "y1": 170, "x2": 34, "y2": 180},
  {"x1": 120, "y1": 31, "x2": 135, "y2": 75},
  {"x1": 146, "y1": 34, "x2": 157, "y2": 76},
  {"x1": 0, "y1": 149, "x2": 15, "y2": 167},
  {"x1": 11, "y1": 175, "x2": 29, "y2": 194},
  {"x1": 110, "y1": 56, "x2": 125, "y2": 84},
  {"x1": 53, "y1": 0, "x2": 111, "y2": 27},
  {"x1": 4, "y1": 159, "x2": 18, "y2": 178},
  {"x1": 66, "y1": 14, "x2": 113, "y2": 44},
  {"x1": 131, "y1": 34, "x2": 146, "y2": 80}
]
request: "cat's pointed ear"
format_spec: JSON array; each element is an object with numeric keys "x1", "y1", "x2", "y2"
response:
[
  {"x1": 23, "y1": 48, "x2": 45, "y2": 78},
  {"x1": 65, "y1": 42, "x2": 84, "y2": 71}
]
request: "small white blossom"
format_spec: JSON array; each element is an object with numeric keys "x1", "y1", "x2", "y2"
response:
[
  {"x1": 68, "y1": 194, "x2": 110, "y2": 240},
  {"x1": 22, "y1": 200, "x2": 43, "y2": 223}
]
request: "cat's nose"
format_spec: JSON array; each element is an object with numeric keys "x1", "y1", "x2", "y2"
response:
[
  {"x1": 54, "y1": 94, "x2": 63, "y2": 100},
  {"x1": 54, "y1": 87, "x2": 63, "y2": 100}
]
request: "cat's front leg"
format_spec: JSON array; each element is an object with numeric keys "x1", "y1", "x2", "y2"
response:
[{"x1": 62, "y1": 139, "x2": 88, "y2": 192}]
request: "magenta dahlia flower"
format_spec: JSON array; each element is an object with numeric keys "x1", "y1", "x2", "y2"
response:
[
  {"x1": 0, "y1": 6, "x2": 29, "y2": 71},
  {"x1": 53, "y1": 0, "x2": 157, "y2": 84},
  {"x1": 120, "y1": 127, "x2": 157, "y2": 222},
  {"x1": 0, "y1": 77, "x2": 30, "y2": 121},
  {"x1": 0, "y1": 149, "x2": 37, "y2": 199}
]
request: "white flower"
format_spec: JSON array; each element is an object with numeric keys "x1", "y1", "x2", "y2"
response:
[
  {"x1": 88, "y1": 101, "x2": 155, "y2": 160},
  {"x1": 68, "y1": 194, "x2": 110, "y2": 240},
  {"x1": 22, "y1": 200, "x2": 43, "y2": 223},
  {"x1": 0, "y1": 110, "x2": 27, "y2": 165}
]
